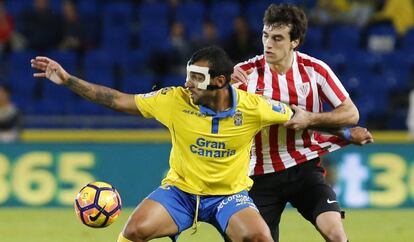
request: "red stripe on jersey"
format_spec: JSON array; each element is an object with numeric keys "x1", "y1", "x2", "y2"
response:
[
  {"x1": 253, "y1": 132, "x2": 264, "y2": 175},
  {"x1": 302, "y1": 130, "x2": 311, "y2": 148},
  {"x1": 253, "y1": 58, "x2": 267, "y2": 174},
  {"x1": 286, "y1": 68, "x2": 298, "y2": 105},
  {"x1": 285, "y1": 69, "x2": 308, "y2": 165},
  {"x1": 269, "y1": 71, "x2": 284, "y2": 171},
  {"x1": 269, "y1": 125, "x2": 284, "y2": 171},
  {"x1": 270, "y1": 68, "x2": 280, "y2": 100},
  {"x1": 238, "y1": 83, "x2": 248, "y2": 91},
  {"x1": 325, "y1": 134, "x2": 349, "y2": 147},
  {"x1": 239, "y1": 61, "x2": 256, "y2": 72},
  {"x1": 255, "y1": 58, "x2": 266, "y2": 95}
]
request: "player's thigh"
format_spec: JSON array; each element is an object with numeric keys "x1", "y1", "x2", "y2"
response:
[
  {"x1": 122, "y1": 198, "x2": 178, "y2": 239},
  {"x1": 290, "y1": 181, "x2": 341, "y2": 224},
  {"x1": 226, "y1": 207, "x2": 272, "y2": 242},
  {"x1": 249, "y1": 173, "x2": 287, "y2": 228}
]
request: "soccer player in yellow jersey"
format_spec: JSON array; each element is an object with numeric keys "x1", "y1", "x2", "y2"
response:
[
  {"x1": 31, "y1": 46, "x2": 369, "y2": 242},
  {"x1": 31, "y1": 46, "x2": 291, "y2": 242}
]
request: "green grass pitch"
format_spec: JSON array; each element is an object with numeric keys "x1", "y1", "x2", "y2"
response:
[{"x1": 1, "y1": 208, "x2": 413, "y2": 242}]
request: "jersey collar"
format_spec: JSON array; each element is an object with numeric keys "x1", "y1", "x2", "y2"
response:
[{"x1": 199, "y1": 85, "x2": 237, "y2": 118}]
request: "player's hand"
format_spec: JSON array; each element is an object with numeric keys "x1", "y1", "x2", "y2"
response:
[
  {"x1": 231, "y1": 66, "x2": 253, "y2": 84},
  {"x1": 283, "y1": 105, "x2": 311, "y2": 130},
  {"x1": 31, "y1": 56, "x2": 70, "y2": 85},
  {"x1": 349, "y1": 126, "x2": 374, "y2": 146}
]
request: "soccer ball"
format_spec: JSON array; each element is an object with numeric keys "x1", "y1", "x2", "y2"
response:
[{"x1": 74, "y1": 181, "x2": 122, "y2": 228}]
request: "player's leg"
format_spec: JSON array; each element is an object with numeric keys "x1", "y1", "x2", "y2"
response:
[
  {"x1": 209, "y1": 190, "x2": 273, "y2": 242},
  {"x1": 315, "y1": 211, "x2": 347, "y2": 242},
  {"x1": 226, "y1": 207, "x2": 273, "y2": 242},
  {"x1": 119, "y1": 199, "x2": 178, "y2": 242},
  {"x1": 290, "y1": 158, "x2": 347, "y2": 242},
  {"x1": 249, "y1": 173, "x2": 288, "y2": 242},
  {"x1": 118, "y1": 185, "x2": 194, "y2": 242}
]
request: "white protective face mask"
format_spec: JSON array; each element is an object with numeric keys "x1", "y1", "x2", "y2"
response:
[{"x1": 186, "y1": 64, "x2": 211, "y2": 90}]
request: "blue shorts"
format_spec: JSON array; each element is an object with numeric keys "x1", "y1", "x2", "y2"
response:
[{"x1": 147, "y1": 185, "x2": 258, "y2": 241}]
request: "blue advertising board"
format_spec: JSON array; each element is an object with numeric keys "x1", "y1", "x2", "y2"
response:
[
  {"x1": 1, "y1": 143, "x2": 414, "y2": 208},
  {"x1": 0, "y1": 143, "x2": 171, "y2": 207}
]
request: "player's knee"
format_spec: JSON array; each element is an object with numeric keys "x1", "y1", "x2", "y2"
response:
[
  {"x1": 122, "y1": 218, "x2": 154, "y2": 241},
  {"x1": 240, "y1": 229, "x2": 273, "y2": 242},
  {"x1": 323, "y1": 227, "x2": 347, "y2": 242}
]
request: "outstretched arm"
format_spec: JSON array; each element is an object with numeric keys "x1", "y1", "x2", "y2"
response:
[
  {"x1": 315, "y1": 126, "x2": 374, "y2": 146},
  {"x1": 31, "y1": 56, "x2": 141, "y2": 115},
  {"x1": 284, "y1": 98, "x2": 359, "y2": 130}
]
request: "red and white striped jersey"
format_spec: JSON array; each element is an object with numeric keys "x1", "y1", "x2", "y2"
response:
[{"x1": 236, "y1": 51, "x2": 350, "y2": 175}]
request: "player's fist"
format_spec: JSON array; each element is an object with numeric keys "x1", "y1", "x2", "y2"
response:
[
  {"x1": 231, "y1": 66, "x2": 253, "y2": 84},
  {"x1": 349, "y1": 126, "x2": 374, "y2": 146},
  {"x1": 283, "y1": 105, "x2": 311, "y2": 130},
  {"x1": 31, "y1": 56, "x2": 70, "y2": 85}
]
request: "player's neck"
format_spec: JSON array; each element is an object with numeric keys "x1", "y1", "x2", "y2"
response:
[
  {"x1": 205, "y1": 87, "x2": 231, "y2": 113},
  {"x1": 269, "y1": 51, "x2": 294, "y2": 75}
]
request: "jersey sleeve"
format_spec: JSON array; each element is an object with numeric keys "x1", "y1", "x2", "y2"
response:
[
  {"x1": 134, "y1": 87, "x2": 175, "y2": 127},
  {"x1": 256, "y1": 96, "x2": 293, "y2": 128},
  {"x1": 315, "y1": 60, "x2": 349, "y2": 108}
]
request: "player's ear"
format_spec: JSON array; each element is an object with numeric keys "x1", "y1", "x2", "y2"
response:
[
  {"x1": 291, "y1": 39, "x2": 299, "y2": 49},
  {"x1": 214, "y1": 75, "x2": 227, "y2": 87}
]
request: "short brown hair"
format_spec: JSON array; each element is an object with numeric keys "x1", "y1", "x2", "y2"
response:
[{"x1": 263, "y1": 4, "x2": 307, "y2": 49}]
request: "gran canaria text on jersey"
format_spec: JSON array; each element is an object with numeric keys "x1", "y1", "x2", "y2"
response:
[{"x1": 189, "y1": 137, "x2": 236, "y2": 158}]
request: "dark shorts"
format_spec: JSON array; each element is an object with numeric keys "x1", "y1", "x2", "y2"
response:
[
  {"x1": 249, "y1": 158, "x2": 341, "y2": 241},
  {"x1": 147, "y1": 185, "x2": 258, "y2": 241}
]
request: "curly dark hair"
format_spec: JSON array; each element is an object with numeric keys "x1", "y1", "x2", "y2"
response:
[
  {"x1": 263, "y1": 4, "x2": 308, "y2": 49},
  {"x1": 188, "y1": 46, "x2": 234, "y2": 84}
]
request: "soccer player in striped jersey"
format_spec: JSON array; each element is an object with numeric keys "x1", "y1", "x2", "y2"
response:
[
  {"x1": 231, "y1": 4, "x2": 373, "y2": 242},
  {"x1": 32, "y1": 46, "x2": 300, "y2": 242}
]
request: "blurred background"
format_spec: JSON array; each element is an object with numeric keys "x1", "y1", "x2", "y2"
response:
[
  {"x1": 0, "y1": 0, "x2": 413, "y2": 130},
  {"x1": 0, "y1": 0, "x2": 414, "y2": 241}
]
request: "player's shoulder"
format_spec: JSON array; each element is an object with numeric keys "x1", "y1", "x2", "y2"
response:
[
  {"x1": 235, "y1": 88, "x2": 268, "y2": 107},
  {"x1": 236, "y1": 55, "x2": 265, "y2": 70},
  {"x1": 296, "y1": 51, "x2": 331, "y2": 70},
  {"x1": 136, "y1": 86, "x2": 188, "y2": 101}
]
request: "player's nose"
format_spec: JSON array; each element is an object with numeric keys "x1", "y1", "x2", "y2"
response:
[{"x1": 185, "y1": 79, "x2": 194, "y2": 88}]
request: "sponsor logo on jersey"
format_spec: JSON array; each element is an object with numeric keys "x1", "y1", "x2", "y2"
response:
[
  {"x1": 182, "y1": 109, "x2": 206, "y2": 117},
  {"x1": 261, "y1": 96, "x2": 286, "y2": 114},
  {"x1": 190, "y1": 137, "x2": 236, "y2": 158},
  {"x1": 271, "y1": 101, "x2": 286, "y2": 114},
  {"x1": 233, "y1": 110, "x2": 243, "y2": 126}
]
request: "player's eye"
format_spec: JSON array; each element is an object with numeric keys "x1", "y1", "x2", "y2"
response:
[{"x1": 189, "y1": 73, "x2": 205, "y2": 82}]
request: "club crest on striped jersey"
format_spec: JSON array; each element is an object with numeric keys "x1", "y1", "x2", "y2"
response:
[
  {"x1": 298, "y1": 83, "x2": 310, "y2": 98},
  {"x1": 233, "y1": 110, "x2": 243, "y2": 126}
]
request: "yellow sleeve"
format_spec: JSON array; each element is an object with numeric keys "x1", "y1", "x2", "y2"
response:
[
  {"x1": 257, "y1": 96, "x2": 293, "y2": 128},
  {"x1": 134, "y1": 87, "x2": 175, "y2": 127}
]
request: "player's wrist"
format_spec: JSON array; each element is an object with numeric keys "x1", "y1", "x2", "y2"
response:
[
  {"x1": 343, "y1": 127, "x2": 352, "y2": 141},
  {"x1": 306, "y1": 111, "x2": 318, "y2": 127},
  {"x1": 62, "y1": 74, "x2": 74, "y2": 86}
]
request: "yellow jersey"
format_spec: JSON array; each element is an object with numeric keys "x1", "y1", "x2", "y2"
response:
[{"x1": 135, "y1": 86, "x2": 292, "y2": 195}]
